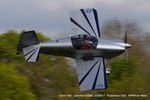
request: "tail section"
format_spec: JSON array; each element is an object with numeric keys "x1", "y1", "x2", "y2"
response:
[{"x1": 17, "y1": 31, "x2": 40, "y2": 62}]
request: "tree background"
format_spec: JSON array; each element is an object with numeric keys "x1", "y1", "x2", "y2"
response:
[{"x1": 0, "y1": 19, "x2": 150, "y2": 100}]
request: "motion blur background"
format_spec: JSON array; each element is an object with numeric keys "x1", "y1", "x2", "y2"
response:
[{"x1": 0, "y1": 0, "x2": 150, "y2": 100}]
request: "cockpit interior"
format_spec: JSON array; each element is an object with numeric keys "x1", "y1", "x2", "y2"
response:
[{"x1": 71, "y1": 35, "x2": 98, "y2": 50}]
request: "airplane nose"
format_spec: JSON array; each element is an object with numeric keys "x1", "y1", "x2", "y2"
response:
[{"x1": 125, "y1": 43, "x2": 132, "y2": 48}]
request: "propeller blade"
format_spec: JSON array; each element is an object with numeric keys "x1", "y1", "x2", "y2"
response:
[
  {"x1": 125, "y1": 49, "x2": 128, "y2": 63},
  {"x1": 124, "y1": 30, "x2": 128, "y2": 63},
  {"x1": 124, "y1": 30, "x2": 127, "y2": 43}
]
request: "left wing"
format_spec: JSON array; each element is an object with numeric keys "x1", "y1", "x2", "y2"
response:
[
  {"x1": 76, "y1": 56, "x2": 108, "y2": 91},
  {"x1": 70, "y1": 8, "x2": 101, "y2": 38}
]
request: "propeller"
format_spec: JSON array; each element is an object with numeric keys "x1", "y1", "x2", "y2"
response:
[
  {"x1": 124, "y1": 30, "x2": 128, "y2": 63},
  {"x1": 124, "y1": 30, "x2": 127, "y2": 43}
]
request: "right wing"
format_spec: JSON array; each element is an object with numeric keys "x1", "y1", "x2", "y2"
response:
[
  {"x1": 70, "y1": 8, "x2": 101, "y2": 38},
  {"x1": 76, "y1": 56, "x2": 108, "y2": 91}
]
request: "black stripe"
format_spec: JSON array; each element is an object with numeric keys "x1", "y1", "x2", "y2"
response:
[
  {"x1": 24, "y1": 48, "x2": 36, "y2": 57},
  {"x1": 103, "y1": 58, "x2": 108, "y2": 88},
  {"x1": 93, "y1": 9, "x2": 100, "y2": 38},
  {"x1": 36, "y1": 49, "x2": 40, "y2": 62},
  {"x1": 26, "y1": 48, "x2": 38, "y2": 62},
  {"x1": 70, "y1": 17, "x2": 91, "y2": 35},
  {"x1": 92, "y1": 59, "x2": 102, "y2": 89},
  {"x1": 80, "y1": 9, "x2": 97, "y2": 37},
  {"x1": 79, "y1": 59, "x2": 101, "y2": 86}
]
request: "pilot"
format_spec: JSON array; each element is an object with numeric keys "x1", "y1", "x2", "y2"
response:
[{"x1": 82, "y1": 35, "x2": 93, "y2": 50}]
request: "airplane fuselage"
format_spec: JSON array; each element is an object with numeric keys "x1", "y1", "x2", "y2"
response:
[{"x1": 39, "y1": 35, "x2": 131, "y2": 60}]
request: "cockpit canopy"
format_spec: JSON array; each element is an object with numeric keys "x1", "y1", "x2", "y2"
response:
[{"x1": 71, "y1": 35, "x2": 98, "y2": 50}]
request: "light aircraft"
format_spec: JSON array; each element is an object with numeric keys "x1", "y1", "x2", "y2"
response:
[{"x1": 16, "y1": 8, "x2": 131, "y2": 91}]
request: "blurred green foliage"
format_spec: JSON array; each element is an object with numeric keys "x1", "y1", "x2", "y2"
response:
[
  {"x1": 0, "y1": 62, "x2": 36, "y2": 100},
  {"x1": 0, "y1": 30, "x2": 20, "y2": 57},
  {"x1": 0, "y1": 30, "x2": 149, "y2": 100},
  {"x1": 101, "y1": 57, "x2": 149, "y2": 100},
  {"x1": 0, "y1": 30, "x2": 79, "y2": 100},
  {"x1": 109, "y1": 58, "x2": 136, "y2": 81}
]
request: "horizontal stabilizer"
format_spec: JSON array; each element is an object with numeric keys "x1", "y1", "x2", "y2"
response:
[{"x1": 23, "y1": 45, "x2": 40, "y2": 62}]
